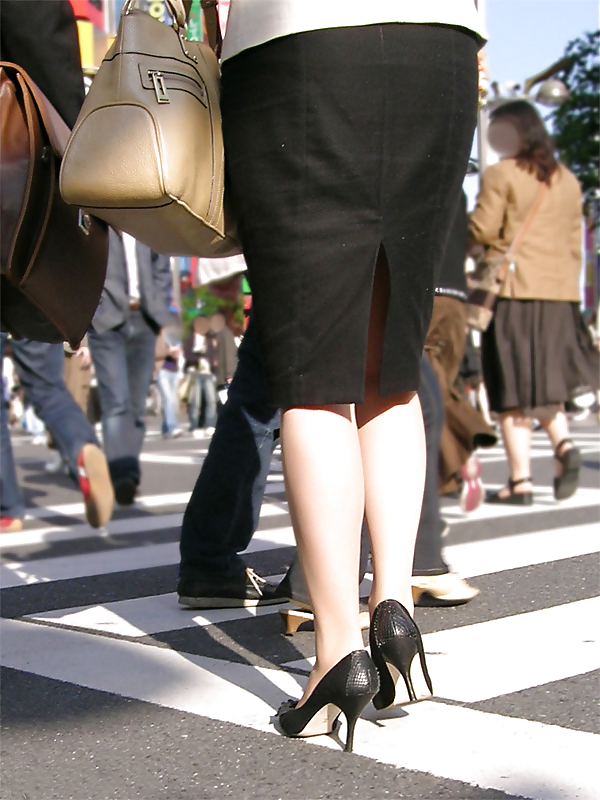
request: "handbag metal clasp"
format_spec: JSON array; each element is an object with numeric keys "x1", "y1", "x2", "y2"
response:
[
  {"x1": 149, "y1": 71, "x2": 170, "y2": 104},
  {"x1": 78, "y1": 209, "x2": 92, "y2": 235}
]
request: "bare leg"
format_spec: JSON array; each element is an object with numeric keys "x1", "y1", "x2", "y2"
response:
[
  {"x1": 281, "y1": 404, "x2": 365, "y2": 702},
  {"x1": 539, "y1": 407, "x2": 574, "y2": 477},
  {"x1": 282, "y1": 251, "x2": 426, "y2": 704},
  {"x1": 496, "y1": 411, "x2": 533, "y2": 497},
  {"x1": 476, "y1": 381, "x2": 494, "y2": 427}
]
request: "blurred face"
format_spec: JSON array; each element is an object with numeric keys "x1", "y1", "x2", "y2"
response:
[
  {"x1": 210, "y1": 313, "x2": 226, "y2": 333},
  {"x1": 488, "y1": 119, "x2": 522, "y2": 158},
  {"x1": 193, "y1": 316, "x2": 210, "y2": 335}
]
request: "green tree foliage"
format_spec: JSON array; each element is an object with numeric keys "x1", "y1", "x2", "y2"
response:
[{"x1": 552, "y1": 30, "x2": 599, "y2": 205}]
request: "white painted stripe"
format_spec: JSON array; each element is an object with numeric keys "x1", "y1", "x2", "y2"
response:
[
  {"x1": 6, "y1": 481, "x2": 598, "y2": 550},
  {"x1": 478, "y1": 444, "x2": 599, "y2": 464},
  {"x1": 442, "y1": 485, "x2": 600, "y2": 521},
  {"x1": 356, "y1": 701, "x2": 599, "y2": 800},
  {"x1": 2, "y1": 510, "x2": 597, "y2": 589},
  {"x1": 1, "y1": 619, "x2": 597, "y2": 800},
  {"x1": 20, "y1": 491, "x2": 289, "y2": 525},
  {"x1": 28, "y1": 592, "x2": 294, "y2": 637},
  {"x1": 1, "y1": 502, "x2": 290, "y2": 549},
  {"x1": 139, "y1": 454, "x2": 205, "y2": 465},
  {"x1": 1, "y1": 513, "x2": 184, "y2": 549},
  {"x1": 424, "y1": 596, "x2": 600, "y2": 703},
  {"x1": 25, "y1": 592, "x2": 600, "y2": 705},
  {"x1": 0, "y1": 526, "x2": 296, "y2": 588},
  {"x1": 443, "y1": 522, "x2": 600, "y2": 578}
]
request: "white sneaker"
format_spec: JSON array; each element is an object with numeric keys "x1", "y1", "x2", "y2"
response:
[
  {"x1": 45, "y1": 451, "x2": 65, "y2": 473},
  {"x1": 192, "y1": 428, "x2": 205, "y2": 439},
  {"x1": 163, "y1": 428, "x2": 184, "y2": 439},
  {"x1": 204, "y1": 426, "x2": 215, "y2": 437}
]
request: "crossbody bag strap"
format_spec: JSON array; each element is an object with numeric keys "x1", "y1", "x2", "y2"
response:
[
  {"x1": 200, "y1": 0, "x2": 223, "y2": 58},
  {"x1": 497, "y1": 181, "x2": 548, "y2": 283}
]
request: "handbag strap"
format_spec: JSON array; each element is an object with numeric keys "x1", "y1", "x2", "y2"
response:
[
  {"x1": 200, "y1": 0, "x2": 223, "y2": 58},
  {"x1": 498, "y1": 181, "x2": 548, "y2": 282}
]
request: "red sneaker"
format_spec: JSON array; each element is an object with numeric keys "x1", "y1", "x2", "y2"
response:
[
  {"x1": 460, "y1": 455, "x2": 484, "y2": 513},
  {"x1": 0, "y1": 517, "x2": 23, "y2": 533},
  {"x1": 78, "y1": 444, "x2": 114, "y2": 528}
]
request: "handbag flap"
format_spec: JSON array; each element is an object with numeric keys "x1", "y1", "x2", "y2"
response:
[{"x1": 1, "y1": 63, "x2": 71, "y2": 157}]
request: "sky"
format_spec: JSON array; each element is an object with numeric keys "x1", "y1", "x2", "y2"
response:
[{"x1": 483, "y1": 0, "x2": 598, "y2": 91}]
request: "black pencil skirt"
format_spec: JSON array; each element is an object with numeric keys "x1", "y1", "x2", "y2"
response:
[{"x1": 221, "y1": 23, "x2": 479, "y2": 407}]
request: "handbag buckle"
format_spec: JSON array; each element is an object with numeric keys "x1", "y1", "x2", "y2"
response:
[
  {"x1": 78, "y1": 209, "x2": 92, "y2": 235},
  {"x1": 149, "y1": 71, "x2": 170, "y2": 104}
]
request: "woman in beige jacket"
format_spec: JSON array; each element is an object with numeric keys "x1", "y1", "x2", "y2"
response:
[{"x1": 469, "y1": 100, "x2": 598, "y2": 505}]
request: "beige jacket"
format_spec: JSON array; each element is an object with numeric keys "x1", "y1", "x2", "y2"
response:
[{"x1": 469, "y1": 159, "x2": 583, "y2": 302}]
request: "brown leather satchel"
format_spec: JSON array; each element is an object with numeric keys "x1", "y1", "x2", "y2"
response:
[{"x1": 0, "y1": 62, "x2": 108, "y2": 347}]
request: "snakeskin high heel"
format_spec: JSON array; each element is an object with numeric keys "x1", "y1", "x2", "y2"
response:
[
  {"x1": 369, "y1": 599, "x2": 433, "y2": 710},
  {"x1": 277, "y1": 649, "x2": 379, "y2": 753}
]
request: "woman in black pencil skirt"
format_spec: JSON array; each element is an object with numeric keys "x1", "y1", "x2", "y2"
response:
[{"x1": 219, "y1": 1, "x2": 483, "y2": 752}]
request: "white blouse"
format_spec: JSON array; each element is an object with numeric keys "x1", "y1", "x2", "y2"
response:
[{"x1": 221, "y1": 0, "x2": 486, "y2": 61}]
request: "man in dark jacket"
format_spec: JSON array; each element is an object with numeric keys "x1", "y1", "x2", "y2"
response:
[
  {"x1": 88, "y1": 230, "x2": 172, "y2": 505},
  {"x1": 0, "y1": 0, "x2": 85, "y2": 129}
]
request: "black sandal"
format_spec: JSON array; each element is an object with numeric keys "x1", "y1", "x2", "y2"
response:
[
  {"x1": 486, "y1": 477, "x2": 533, "y2": 506},
  {"x1": 554, "y1": 438, "x2": 581, "y2": 501}
]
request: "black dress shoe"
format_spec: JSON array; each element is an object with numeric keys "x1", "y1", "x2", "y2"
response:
[
  {"x1": 113, "y1": 476, "x2": 137, "y2": 506},
  {"x1": 277, "y1": 649, "x2": 379, "y2": 753},
  {"x1": 178, "y1": 568, "x2": 285, "y2": 609},
  {"x1": 553, "y1": 438, "x2": 581, "y2": 501},
  {"x1": 369, "y1": 599, "x2": 433, "y2": 710}
]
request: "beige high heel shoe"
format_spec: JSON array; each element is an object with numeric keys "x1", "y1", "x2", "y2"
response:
[{"x1": 280, "y1": 601, "x2": 370, "y2": 635}]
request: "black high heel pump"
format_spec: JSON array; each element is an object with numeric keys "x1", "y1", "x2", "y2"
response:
[
  {"x1": 277, "y1": 650, "x2": 379, "y2": 753},
  {"x1": 369, "y1": 599, "x2": 433, "y2": 710}
]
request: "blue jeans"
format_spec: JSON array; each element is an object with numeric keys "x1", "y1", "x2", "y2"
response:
[
  {"x1": 1, "y1": 334, "x2": 24, "y2": 518},
  {"x1": 179, "y1": 315, "x2": 280, "y2": 582},
  {"x1": 188, "y1": 372, "x2": 217, "y2": 430},
  {"x1": 157, "y1": 368, "x2": 180, "y2": 434},
  {"x1": 0, "y1": 336, "x2": 99, "y2": 514},
  {"x1": 88, "y1": 310, "x2": 157, "y2": 486}
]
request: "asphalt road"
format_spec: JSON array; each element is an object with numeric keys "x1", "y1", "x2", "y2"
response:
[{"x1": 1, "y1": 414, "x2": 599, "y2": 800}]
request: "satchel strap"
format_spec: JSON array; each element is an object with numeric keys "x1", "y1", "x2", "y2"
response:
[
  {"x1": 201, "y1": 0, "x2": 223, "y2": 58},
  {"x1": 498, "y1": 182, "x2": 548, "y2": 283}
]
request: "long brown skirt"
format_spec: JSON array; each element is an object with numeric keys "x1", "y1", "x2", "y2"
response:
[{"x1": 482, "y1": 299, "x2": 599, "y2": 413}]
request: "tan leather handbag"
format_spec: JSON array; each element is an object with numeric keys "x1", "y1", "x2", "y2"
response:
[
  {"x1": 59, "y1": 0, "x2": 239, "y2": 258},
  {"x1": 0, "y1": 62, "x2": 108, "y2": 347}
]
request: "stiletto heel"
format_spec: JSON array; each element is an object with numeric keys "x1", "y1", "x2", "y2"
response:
[
  {"x1": 369, "y1": 599, "x2": 432, "y2": 710},
  {"x1": 277, "y1": 650, "x2": 379, "y2": 753}
]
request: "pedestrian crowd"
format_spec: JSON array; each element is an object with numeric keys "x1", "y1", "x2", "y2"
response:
[{"x1": 1, "y1": 0, "x2": 598, "y2": 756}]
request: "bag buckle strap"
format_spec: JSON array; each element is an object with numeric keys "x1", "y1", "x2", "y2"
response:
[{"x1": 148, "y1": 71, "x2": 170, "y2": 104}]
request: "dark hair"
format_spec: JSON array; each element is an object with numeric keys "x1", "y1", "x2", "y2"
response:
[{"x1": 490, "y1": 100, "x2": 558, "y2": 185}]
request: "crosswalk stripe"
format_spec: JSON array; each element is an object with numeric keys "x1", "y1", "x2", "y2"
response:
[
  {"x1": 26, "y1": 594, "x2": 600, "y2": 708},
  {"x1": 19, "y1": 492, "x2": 288, "y2": 524},
  {"x1": 17, "y1": 521, "x2": 600, "y2": 628},
  {"x1": 27, "y1": 592, "x2": 293, "y2": 636},
  {"x1": 442, "y1": 522, "x2": 600, "y2": 578},
  {"x1": 3, "y1": 483, "x2": 598, "y2": 550},
  {"x1": 1, "y1": 617, "x2": 597, "y2": 800},
  {"x1": 0, "y1": 526, "x2": 297, "y2": 588},
  {"x1": 3, "y1": 510, "x2": 598, "y2": 588},
  {"x1": 423, "y1": 597, "x2": 600, "y2": 703}
]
